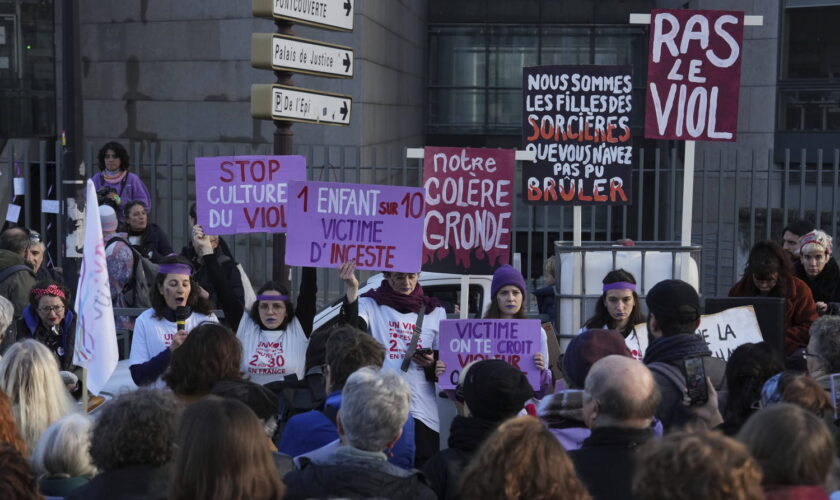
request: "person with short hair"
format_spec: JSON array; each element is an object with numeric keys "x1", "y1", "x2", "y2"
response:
[
  {"x1": 24, "y1": 232, "x2": 62, "y2": 285},
  {"x1": 0, "y1": 339, "x2": 74, "y2": 452},
  {"x1": 0, "y1": 227, "x2": 37, "y2": 316},
  {"x1": 459, "y1": 415, "x2": 591, "y2": 500},
  {"x1": 283, "y1": 367, "x2": 436, "y2": 500},
  {"x1": 91, "y1": 141, "x2": 151, "y2": 221},
  {"x1": 582, "y1": 269, "x2": 647, "y2": 359},
  {"x1": 169, "y1": 396, "x2": 285, "y2": 500},
  {"x1": 0, "y1": 296, "x2": 14, "y2": 348},
  {"x1": 795, "y1": 230, "x2": 840, "y2": 315},
  {"x1": 64, "y1": 389, "x2": 180, "y2": 500},
  {"x1": 570, "y1": 355, "x2": 660, "y2": 500},
  {"x1": 128, "y1": 256, "x2": 218, "y2": 386},
  {"x1": 424, "y1": 359, "x2": 533, "y2": 500},
  {"x1": 32, "y1": 414, "x2": 96, "y2": 497},
  {"x1": 634, "y1": 430, "x2": 764, "y2": 500},
  {"x1": 730, "y1": 240, "x2": 818, "y2": 357},
  {"x1": 781, "y1": 219, "x2": 815, "y2": 261},
  {"x1": 738, "y1": 403, "x2": 834, "y2": 500},
  {"x1": 163, "y1": 322, "x2": 243, "y2": 403},
  {"x1": 643, "y1": 279, "x2": 726, "y2": 431},
  {"x1": 279, "y1": 325, "x2": 416, "y2": 469},
  {"x1": 533, "y1": 255, "x2": 556, "y2": 319}
]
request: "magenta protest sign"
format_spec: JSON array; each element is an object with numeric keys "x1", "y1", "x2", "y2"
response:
[
  {"x1": 422, "y1": 147, "x2": 514, "y2": 274},
  {"x1": 645, "y1": 9, "x2": 745, "y2": 141},
  {"x1": 195, "y1": 155, "x2": 307, "y2": 234},
  {"x1": 438, "y1": 319, "x2": 541, "y2": 390},
  {"x1": 285, "y1": 180, "x2": 426, "y2": 271}
]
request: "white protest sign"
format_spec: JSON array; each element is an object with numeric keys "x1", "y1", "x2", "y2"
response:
[{"x1": 633, "y1": 305, "x2": 763, "y2": 361}]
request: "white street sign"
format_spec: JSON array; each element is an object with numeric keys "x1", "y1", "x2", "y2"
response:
[
  {"x1": 253, "y1": 0, "x2": 354, "y2": 32},
  {"x1": 251, "y1": 34, "x2": 353, "y2": 78},
  {"x1": 251, "y1": 84, "x2": 351, "y2": 126}
]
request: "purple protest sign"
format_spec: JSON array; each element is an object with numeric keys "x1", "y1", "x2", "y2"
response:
[
  {"x1": 285, "y1": 180, "x2": 426, "y2": 271},
  {"x1": 645, "y1": 9, "x2": 745, "y2": 141},
  {"x1": 194, "y1": 155, "x2": 307, "y2": 234},
  {"x1": 438, "y1": 319, "x2": 542, "y2": 390}
]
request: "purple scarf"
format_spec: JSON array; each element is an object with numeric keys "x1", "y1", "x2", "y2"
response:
[{"x1": 361, "y1": 279, "x2": 442, "y2": 314}]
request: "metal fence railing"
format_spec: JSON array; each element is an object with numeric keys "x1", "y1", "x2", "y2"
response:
[{"x1": 3, "y1": 140, "x2": 840, "y2": 312}]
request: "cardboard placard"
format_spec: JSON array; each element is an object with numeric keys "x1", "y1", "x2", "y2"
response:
[
  {"x1": 523, "y1": 65, "x2": 634, "y2": 205},
  {"x1": 633, "y1": 305, "x2": 762, "y2": 361},
  {"x1": 422, "y1": 146, "x2": 514, "y2": 274},
  {"x1": 438, "y1": 319, "x2": 542, "y2": 390},
  {"x1": 194, "y1": 155, "x2": 307, "y2": 234},
  {"x1": 644, "y1": 8, "x2": 745, "y2": 141},
  {"x1": 285, "y1": 180, "x2": 426, "y2": 271}
]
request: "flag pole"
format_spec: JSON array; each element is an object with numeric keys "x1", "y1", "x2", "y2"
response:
[{"x1": 82, "y1": 367, "x2": 89, "y2": 413}]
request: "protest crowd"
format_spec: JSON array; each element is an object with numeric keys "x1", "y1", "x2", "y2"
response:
[{"x1": 1, "y1": 140, "x2": 840, "y2": 500}]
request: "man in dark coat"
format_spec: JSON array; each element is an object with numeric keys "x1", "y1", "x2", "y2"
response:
[
  {"x1": 0, "y1": 228, "x2": 37, "y2": 316},
  {"x1": 423, "y1": 359, "x2": 533, "y2": 500},
  {"x1": 283, "y1": 367, "x2": 436, "y2": 500},
  {"x1": 570, "y1": 355, "x2": 660, "y2": 500}
]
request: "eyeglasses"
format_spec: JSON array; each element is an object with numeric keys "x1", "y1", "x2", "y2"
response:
[
  {"x1": 38, "y1": 305, "x2": 65, "y2": 314},
  {"x1": 28, "y1": 230, "x2": 41, "y2": 243},
  {"x1": 802, "y1": 351, "x2": 823, "y2": 360}
]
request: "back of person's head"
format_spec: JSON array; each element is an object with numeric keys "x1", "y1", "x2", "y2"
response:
[
  {"x1": 738, "y1": 403, "x2": 835, "y2": 486},
  {"x1": 89, "y1": 389, "x2": 179, "y2": 472},
  {"x1": 783, "y1": 219, "x2": 815, "y2": 239},
  {"x1": 0, "y1": 296, "x2": 13, "y2": 343},
  {"x1": 164, "y1": 322, "x2": 243, "y2": 397},
  {"x1": 0, "y1": 228, "x2": 29, "y2": 256},
  {"x1": 780, "y1": 375, "x2": 833, "y2": 418},
  {"x1": 543, "y1": 256, "x2": 556, "y2": 281},
  {"x1": 809, "y1": 316, "x2": 840, "y2": 374},
  {"x1": 339, "y1": 367, "x2": 410, "y2": 452},
  {"x1": 98, "y1": 205, "x2": 118, "y2": 234},
  {"x1": 210, "y1": 380, "x2": 280, "y2": 439},
  {"x1": 32, "y1": 413, "x2": 96, "y2": 479},
  {"x1": 170, "y1": 396, "x2": 284, "y2": 500},
  {"x1": 724, "y1": 342, "x2": 784, "y2": 427},
  {"x1": 584, "y1": 355, "x2": 659, "y2": 426},
  {"x1": 645, "y1": 279, "x2": 701, "y2": 335},
  {"x1": 0, "y1": 445, "x2": 42, "y2": 500},
  {"x1": 462, "y1": 359, "x2": 533, "y2": 422},
  {"x1": 459, "y1": 416, "x2": 591, "y2": 500},
  {"x1": 633, "y1": 430, "x2": 763, "y2": 500},
  {"x1": 325, "y1": 326, "x2": 385, "y2": 391},
  {"x1": 0, "y1": 339, "x2": 73, "y2": 451},
  {"x1": 0, "y1": 391, "x2": 26, "y2": 458},
  {"x1": 563, "y1": 329, "x2": 631, "y2": 388}
]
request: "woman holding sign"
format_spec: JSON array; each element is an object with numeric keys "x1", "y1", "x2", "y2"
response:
[
  {"x1": 340, "y1": 260, "x2": 446, "y2": 469},
  {"x1": 582, "y1": 269, "x2": 647, "y2": 360},
  {"x1": 192, "y1": 225, "x2": 315, "y2": 385},
  {"x1": 128, "y1": 256, "x2": 218, "y2": 387}
]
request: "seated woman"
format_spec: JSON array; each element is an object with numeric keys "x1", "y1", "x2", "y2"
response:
[
  {"x1": 123, "y1": 200, "x2": 173, "y2": 263},
  {"x1": 129, "y1": 256, "x2": 218, "y2": 387},
  {"x1": 192, "y1": 225, "x2": 315, "y2": 384},
  {"x1": 729, "y1": 240, "x2": 817, "y2": 357},
  {"x1": 8, "y1": 282, "x2": 76, "y2": 371},
  {"x1": 91, "y1": 141, "x2": 151, "y2": 222},
  {"x1": 581, "y1": 269, "x2": 647, "y2": 359},
  {"x1": 795, "y1": 230, "x2": 840, "y2": 316}
]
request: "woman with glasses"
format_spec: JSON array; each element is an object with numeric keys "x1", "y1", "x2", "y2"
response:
[
  {"x1": 8, "y1": 282, "x2": 77, "y2": 371},
  {"x1": 191, "y1": 226, "x2": 315, "y2": 385},
  {"x1": 91, "y1": 141, "x2": 151, "y2": 222},
  {"x1": 122, "y1": 200, "x2": 173, "y2": 263},
  {"x1": 729, "y1": 240, "x2": 818, "y2": 360}
]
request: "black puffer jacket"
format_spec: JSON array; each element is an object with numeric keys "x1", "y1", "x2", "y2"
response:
[
  {"x1": 422, "y1": 416, "x2": 499, "y2": 500},
  {"x1": 283, "y1": 449, "x2": 436, "y2": 500},
  {"x1": 795, "y1": 259, "x2": 840, "y2": 315}
]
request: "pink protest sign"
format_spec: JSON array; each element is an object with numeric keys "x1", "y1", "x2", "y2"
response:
[
  {"x1": 644, "y1": 9, "x2": 745, "y2": 141},
  {"x1": 285, "y1": 180, "x2": 426, "y2": 271},
  {"x1": 438, "y1": 319, "x2": 541, "y2": 390},
  {"x1": 195, "y1": 155, "x2": 307, "y2": 234},
  {"x1": 422, "y1": 147, "x2": 514, "y2": 274}
]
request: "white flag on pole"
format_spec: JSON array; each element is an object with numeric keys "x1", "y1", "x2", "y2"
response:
[{"x1": 73, "y1": 180, "x2": 118, "y2": 394}]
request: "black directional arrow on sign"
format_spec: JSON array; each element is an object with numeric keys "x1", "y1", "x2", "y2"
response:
[
  {"x1": 343, "y1": 53, "x2": 351, "y2": 72},
  {"x1": 340, "y1": 101, "x2": 349, "y2": 120},
  {"x1": 344, "y1": 0, "x2": 351, "y2": 15}
]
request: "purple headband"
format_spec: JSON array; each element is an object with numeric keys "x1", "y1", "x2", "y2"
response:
[
  {"x1": 603, "y1": 281, "x2": 636, "y2": 292},
  {"x1": 158, "y1": 263, "x2": 193, "y2": 276},
  {"x1": 257, "y1": 294, "x2": 289, "y2": 301}
]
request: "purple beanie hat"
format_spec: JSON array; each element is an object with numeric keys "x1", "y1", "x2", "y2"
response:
[{"x1": 491, "y1": 265, "x2": 527, "y2": 298}]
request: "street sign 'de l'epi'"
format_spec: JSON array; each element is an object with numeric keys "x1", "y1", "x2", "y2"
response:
[{"x1": 251, "y1": 84, "x2": 351, "y2": 126}]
